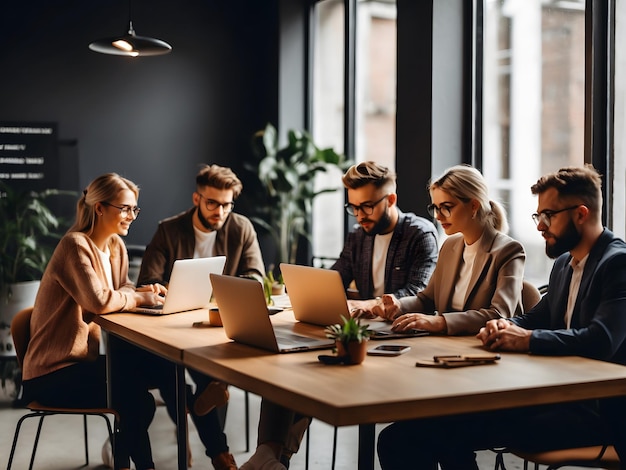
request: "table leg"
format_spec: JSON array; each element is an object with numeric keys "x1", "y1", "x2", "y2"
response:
[
  {"x1": 358, "y1": 423, "x2": 375, "y2": 470},
  {"x1": 175, "y1": 364, "x2": 188, "y2": 470}
]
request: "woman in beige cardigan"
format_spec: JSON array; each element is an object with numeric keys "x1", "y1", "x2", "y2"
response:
[
  {"x1": 374, "y1": 164, "x2": 526, "y2": 335},
  {"x1": 22, "y1": 173, "x2": 166, "y2": 470}
]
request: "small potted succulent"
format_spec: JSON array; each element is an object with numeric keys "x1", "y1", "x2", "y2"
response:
[{"x1": 325, "y1": 315, "x2": 371, "y2": 365}]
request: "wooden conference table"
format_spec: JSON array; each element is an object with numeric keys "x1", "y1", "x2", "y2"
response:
[{"x1": 95, "y1": 308, "x2": 626, "y2": 470}]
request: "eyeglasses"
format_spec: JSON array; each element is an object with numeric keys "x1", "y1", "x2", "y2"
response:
[
  {"x1": 344, "y1": 194, "x2": 389, "y2": 216},
  {"x1": 103, "y1": 202, "x2": 141, "y2": 218},
  {"x1": 531, "y1": 205, "x2": 580, "y2": 228},
  {"x1": 196, "y1": 193, "x2": 235, "y2": 213},
  {"x1": 426, "y1": 203, "x2": 455, "y2": 218}
]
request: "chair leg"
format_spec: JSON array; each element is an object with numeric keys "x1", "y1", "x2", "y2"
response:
[
  {"x1": 522, "y1": 460, "x2": 539, "y2": 470},
  {"x1": 9, "y1": 411, "x2": 117, "y2": 469},
  {"x1": 245, "y1": 390, "x2": 250, "y2": 452},
  {"x1": 83, "y1": 414, "x2": 90, "y2": 465},
  {"x1": 305, "y1": 425, "x2": 310, "y2": 470},
  {"x1": 331, "y1": 426, "x2": 338, "y2": 470},
  {"x1": 30, "y1": 414, "x2": 47, "y2": 470},
  {"x1": 494, "y1": 449, "x2": 506, "y2": 469},
  {"x1": 7, "y1": 411, "x2": 39, "y2": 470},
  {"x1": 97, "y1": 412, "x2": 117, "y2": 469}
]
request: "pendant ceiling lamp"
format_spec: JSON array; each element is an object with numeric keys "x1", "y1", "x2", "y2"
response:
[{"x1": 89, "y1": 0, "x2": 171, "y2": 57}]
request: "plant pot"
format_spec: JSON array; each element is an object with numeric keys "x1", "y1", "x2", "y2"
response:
[
  {"x1": 271, "y1": 282, "x2": 285, "y2": 296},
  {"x1": 335, "y1": 339, "x2": 368, "y2": 365}
]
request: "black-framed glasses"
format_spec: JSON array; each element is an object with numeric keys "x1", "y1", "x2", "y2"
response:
[
  {"x1": 102, "y1": 202, "x2": 141, "y2": 218},
  {"x1": 427, "y1": 203, "x2": 455, "y2": 218},
  {"x1": 531, "y1": 205, "x2": 580, "y2": 228},
  {"x1": 196, "y1": 193, "x2": 235, "y2": 213},
  {"x1": 344, "y1": 194, "x2": 389, "y2": 216}
]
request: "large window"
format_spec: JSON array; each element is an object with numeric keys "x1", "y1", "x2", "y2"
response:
[
  {"x1": 482, "y1": 0, "x2": 585, "y2": 286},
  {"x1": 615, "y1": 0, "x2": 626, "y2": 240},
  {"x1": 355, "y1": 0, "x2": 397, "y2": 169},
  {"x1": 311, "y1": 0, "x2": 346, "y2": 261},
  {"x1": 304, "y1": 0, "x2": 621, "y2": 283},
  {"x1": 311, "y1": 0, "x2": 397, "y2": 260}
]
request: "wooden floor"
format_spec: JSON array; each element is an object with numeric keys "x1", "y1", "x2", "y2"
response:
[{"x1": 0, "y1": 385, "x2": 597, "y2": 469}]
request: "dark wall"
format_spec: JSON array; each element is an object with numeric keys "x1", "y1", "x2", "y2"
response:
[{"x1": 0, "y1": 0, "x2": 279, "y2": 246}]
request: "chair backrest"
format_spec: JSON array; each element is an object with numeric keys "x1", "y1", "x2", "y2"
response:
[
  {"x1": 521, "y1": 281, "x2": 541, "y2": 312},
  {"x1": 10, "y1": 307, "x2": 33, "y2": 368}
]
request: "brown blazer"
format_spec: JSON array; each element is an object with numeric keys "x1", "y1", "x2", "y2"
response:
[{"x1": 398, "y1": 226, "x2": 525, "y2": 335}]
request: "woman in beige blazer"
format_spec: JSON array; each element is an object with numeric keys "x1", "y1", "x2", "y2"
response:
[{"x1": 375, "y1": 164, "x2": 526, "y2": 335}]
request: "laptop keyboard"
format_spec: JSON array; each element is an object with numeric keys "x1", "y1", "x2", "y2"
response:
[
  {"x1": 130, "y1": 304, "x2": 165, "y2": 315},
  {"x1": 274, "y1": 332, "x2": 319, "y2": 344}
]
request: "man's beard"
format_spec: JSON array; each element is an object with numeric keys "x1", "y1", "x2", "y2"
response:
[
  {"x1": 197, "y1": 207, "x2": 225, "y2": 231},
  {"x1": 363, "y1": 210, "x2": 392, "y2": 236},
  {"x1": 545, "y1": 219, "x2": 582, "y2": 259}
]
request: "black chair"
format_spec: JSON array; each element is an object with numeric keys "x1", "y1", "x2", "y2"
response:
[
  {"x1": 7, "y1": 307, "x2": 119, "y2": 470},
  {"x1": 513, "y1": 445, "x2": 619, "y2": 469}
]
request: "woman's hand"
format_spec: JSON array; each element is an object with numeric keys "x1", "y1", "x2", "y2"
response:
[
  {"x1": 391, "y1": 313, "x2": 446, "y2": 333},
  {"x1": 135, "y1": 283, "x2": 167, "y2": 306},
  {"x1": 136, "y1": 283, "x2": 167, "y2": 296}
]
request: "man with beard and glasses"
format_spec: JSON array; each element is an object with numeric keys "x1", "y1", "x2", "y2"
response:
[
  {"x1": 240, "y1": 161, "x2": 439, "y2": 470},
  {"x1": 377, "y1": 164, "x2": 626, "y2": 469},
  {"x1": 333, "y1": 161, "x2": 438, "y2": 316},
  {"x1": 137, "y1": 164, "x2": 264, "y2": 470}
]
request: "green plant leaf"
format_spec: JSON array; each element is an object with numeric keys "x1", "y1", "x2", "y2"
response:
[
  {"x1": 0, "y1": 181, "x2": 77, "y2": 290},
  {"x1": 324, "y1": 315, "x2": 371, "y2": 343},
  {"x1": 247, "y1": 123, "x2": 353, "y2": 265}
]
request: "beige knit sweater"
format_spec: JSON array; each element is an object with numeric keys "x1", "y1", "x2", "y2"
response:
[{"x1": 23, "y1": 232, "x2": 138, "y2": 380}]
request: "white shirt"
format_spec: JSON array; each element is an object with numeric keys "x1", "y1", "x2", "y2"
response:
[
  {"x1": 97, "y1": 246, "x2": 113, "y2": 290},
  {"x1": 451, "y1": 238, "x2": 480, "y2": 311},
  {"x1": 96, "y1": 246, "x2": 112, "y2": 355},
  {"x1": 372, "y1": 232, "x2": 393, "y2": 297},
  {"x1": 565, "y1": 254, "x2": 588, "y2": 329},
  {"x1": 193, "y1": 226, "x2": 217, "y2": 258}
]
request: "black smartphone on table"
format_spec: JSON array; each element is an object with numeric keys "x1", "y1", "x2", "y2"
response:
[{"x1": 367, "y1": 344, "x2": 411, "y2": 356}]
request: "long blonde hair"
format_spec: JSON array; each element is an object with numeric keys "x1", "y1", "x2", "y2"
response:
[
  {"x1": 429, "y1": 165, "x2": 508, "y2": 233},
  {"x1": 69, "y1": 173, "x2": 139, "y2": 235}
]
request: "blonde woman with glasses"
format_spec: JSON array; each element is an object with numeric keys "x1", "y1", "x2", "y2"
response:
[
  {"x1": 374, "y1": 164, "x2": 526, "y2": 335},
  {"x1": 22, "y1": 173, "x2": 166, "y2": 470}
]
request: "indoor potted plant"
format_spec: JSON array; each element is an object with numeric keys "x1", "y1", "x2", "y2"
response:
[
  {"x1": 325, "y1": 315, "x2": 371, "y2": 365},
  {"x1": 0, "y1": 181, "x2": 75, "y2": 353},
  {"x1": 247, "y1": 123, "x2": 351, "y2": 269}
]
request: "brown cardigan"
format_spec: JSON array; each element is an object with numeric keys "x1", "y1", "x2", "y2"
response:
[{"x1": 23, "y1": 232, "x2": 137, "y2": 380}]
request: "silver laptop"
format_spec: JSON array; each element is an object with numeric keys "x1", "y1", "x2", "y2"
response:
[
  {"x1": 280, "y1": 263, "x2": 351, "y2": 326},
  {"x1": 280, "y1": 263, "x2": 429, "y2": 339},
  {"x1": 130, "y1": 256, "x2": 226, "y2": 315},
  {"x1": 210, "y1": 273, "x2": 334, "y2": 353}
]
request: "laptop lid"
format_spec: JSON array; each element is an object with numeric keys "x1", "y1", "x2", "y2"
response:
[
  {"x1": 210, "y1": 273, "x2": 334, "y2": 353},
  {"x1": 131, "y1": 256, "x2": 226, "y2": 315},
  {"x1": 280, "y1": 263, "x2": 350, "y2": 326}
]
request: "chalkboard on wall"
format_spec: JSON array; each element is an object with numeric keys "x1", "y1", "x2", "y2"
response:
[{"x1": 0, "y1": 122, "x2": 59, "y2": 192}]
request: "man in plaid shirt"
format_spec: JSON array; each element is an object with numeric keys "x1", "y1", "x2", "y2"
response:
[{"x1": 334, "y1": 161, "x2": 439, "y2": 316}]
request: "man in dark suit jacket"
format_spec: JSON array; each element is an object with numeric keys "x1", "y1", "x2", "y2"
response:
[{"x1": 377, "y1": 165, "x2": 626, "y2": 469}]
